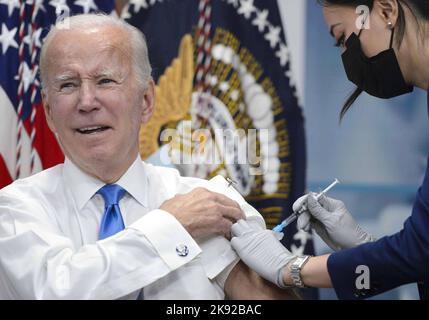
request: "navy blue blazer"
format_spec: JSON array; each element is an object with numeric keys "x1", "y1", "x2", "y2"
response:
[{"x1": 327, "y1": 91, "x2": 429, "y2": 300}]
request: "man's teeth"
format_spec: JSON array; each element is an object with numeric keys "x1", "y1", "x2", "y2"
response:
[
  {"x1": 77, "y1": 126, "x2": 108, "y2": 134},
  {"x1": 82, "y1": 126, "x2": 101, "y2": 131}
]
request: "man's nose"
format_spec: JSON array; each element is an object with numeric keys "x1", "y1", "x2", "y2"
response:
[{"x1": 78, "y1": 82, "x2": 100, "y2": 113}]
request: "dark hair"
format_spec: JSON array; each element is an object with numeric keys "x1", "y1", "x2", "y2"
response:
[{"x1": 318, "y1": 0, "x2": 429, "y2": 120}]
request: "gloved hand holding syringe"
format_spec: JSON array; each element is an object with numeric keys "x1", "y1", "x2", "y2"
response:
[{"x1": 273, "y1": 179, "x2": 340, "y2": 233}]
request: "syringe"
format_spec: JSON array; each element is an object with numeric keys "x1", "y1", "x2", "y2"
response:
[{"x1": 272, "y1": 179, "x2": 340, "y2": 233}]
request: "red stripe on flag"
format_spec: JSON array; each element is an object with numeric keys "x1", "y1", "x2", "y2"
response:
[
  {"x1": 34, "y1": 102, "x2": 64, "y2": 168},
  {"x1": 0, "y1": 155, "x2": 13, "y2": 188},
  {"x1": 23, "y1": 102, "x2": 64, "y2": 169}
]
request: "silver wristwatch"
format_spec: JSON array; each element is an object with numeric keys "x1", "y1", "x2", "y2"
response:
[{"x1": 289, "y1": 255, "x2": 311, "y2": 288}]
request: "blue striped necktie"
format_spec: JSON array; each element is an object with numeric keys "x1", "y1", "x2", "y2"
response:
[{"x1": 97, "y1": 184, "x2": 126, "y2": 240}]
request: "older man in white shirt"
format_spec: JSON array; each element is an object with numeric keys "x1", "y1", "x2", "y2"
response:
[{"x1": 0, "y1": 13, "x2": 298, "y2": 300}]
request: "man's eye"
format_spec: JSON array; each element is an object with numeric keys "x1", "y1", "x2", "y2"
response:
[
  {"x1": 99, "y1": 78, "x2": 115, "y2": 85},
  {"x1": 60, "y1": 82, "x2": 76, "y2": 90},
  {"x1": 334, "y1": 34, "x2": 346, "y2": 48}
]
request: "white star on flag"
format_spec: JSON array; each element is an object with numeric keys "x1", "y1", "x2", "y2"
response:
[
  {"x1": 121, "y1": 4, "x2": 132, "y2": 19},
  {"x1": 75, "y1": 0, "x2": 98, "y2": 14},
  {"x1": 23, "y1": 27, "x2": 43, "y2": 49},
  {"x1": 15, "y1": 62, "x2": 38, "y2": 94},
  {"x1": 285, "y1": 69, "x2": 296, "y2": 88},
  {"x1": 0, "y1": 0, "x2": 20, "y2": 17},
  {"x1": 238, "y1": 0, "x2": 256, "y2": 19},
  {"x1": 49, "y1": 0, "x2": 69, "y2": 13},
  {"x1": 129, "y1": 0, "x2": 149, "y2": 13},
  {"x1": 265, "y1": 24, "x2": 281, "y2": 48},
  {"x1": 0, "y1": 24, "x2": 18, "y2": 54},
  {"x1": 227, "y1": 0, "x2": 239, "y2": 8},
  {"x1": 252, "y1": 9, "x2": 269, "y2": 32},
  {"x1": 276, "y1": 43, "x2": 289, "y2": 67}
]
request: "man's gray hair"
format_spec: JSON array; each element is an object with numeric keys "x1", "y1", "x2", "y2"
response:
[{"x1": 39, "y1": 13, "x2": 152, "y2": 89}]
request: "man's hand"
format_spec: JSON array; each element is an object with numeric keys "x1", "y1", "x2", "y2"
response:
[
  {"x1": 295, "y1": 193, "x2": 375, "y2": 251},
  {"x1": 160, "y1": 187, "x2": 245, "y2": 240},
  {"x1": 230, "y1": 220, "x2": 296, "y2": 287}
]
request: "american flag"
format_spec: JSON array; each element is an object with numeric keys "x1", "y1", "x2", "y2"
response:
[{"x1": 0, "y1": 0, "x2": 115, "y2": 189}]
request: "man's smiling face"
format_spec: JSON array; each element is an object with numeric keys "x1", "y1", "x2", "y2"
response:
[{"x1": 42, "y1": 25, "x2": 153, "y2": 181}]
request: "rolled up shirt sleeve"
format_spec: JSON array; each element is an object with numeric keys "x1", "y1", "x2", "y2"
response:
[{"x1": 193, "y1": 175, "x2": 266, "y2": 288}]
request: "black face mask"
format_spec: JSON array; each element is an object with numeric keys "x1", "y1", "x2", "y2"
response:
[{"x1": 341, "y1": 28, "x2": 413, "y2": 99}]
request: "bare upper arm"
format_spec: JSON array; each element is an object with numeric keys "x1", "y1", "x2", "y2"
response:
[{"x1": 224, "y1": 261, "x2": 301, "y2": 300}]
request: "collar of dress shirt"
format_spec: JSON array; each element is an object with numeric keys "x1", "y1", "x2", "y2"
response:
[{"x1": 63, "y1": 156, "x2": 149, "y2": 210}]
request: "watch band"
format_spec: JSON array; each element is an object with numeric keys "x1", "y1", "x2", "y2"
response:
[{"x1": 290, "y1": 255, "x2": 311, "y2": 288}]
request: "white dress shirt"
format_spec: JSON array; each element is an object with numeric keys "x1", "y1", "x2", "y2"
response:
[{"x1": 0, "y1": 157, "x2": 265, "y2": 299}]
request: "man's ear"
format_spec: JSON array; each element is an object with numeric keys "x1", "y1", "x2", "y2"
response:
[
  {"x1": 373, "y1": 0, "x2": 399, "y2": 26},
  {"x1": 141, "y1": 79, "x2": 155, "y2": 124},
  {"x1": 42, "y1": 90, "x2": 56, "y2": 133}
]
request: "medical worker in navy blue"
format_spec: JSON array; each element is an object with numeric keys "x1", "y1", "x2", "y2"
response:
[{"x1": 229, "y1": 0, "x2": 429, "y2": 300}]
